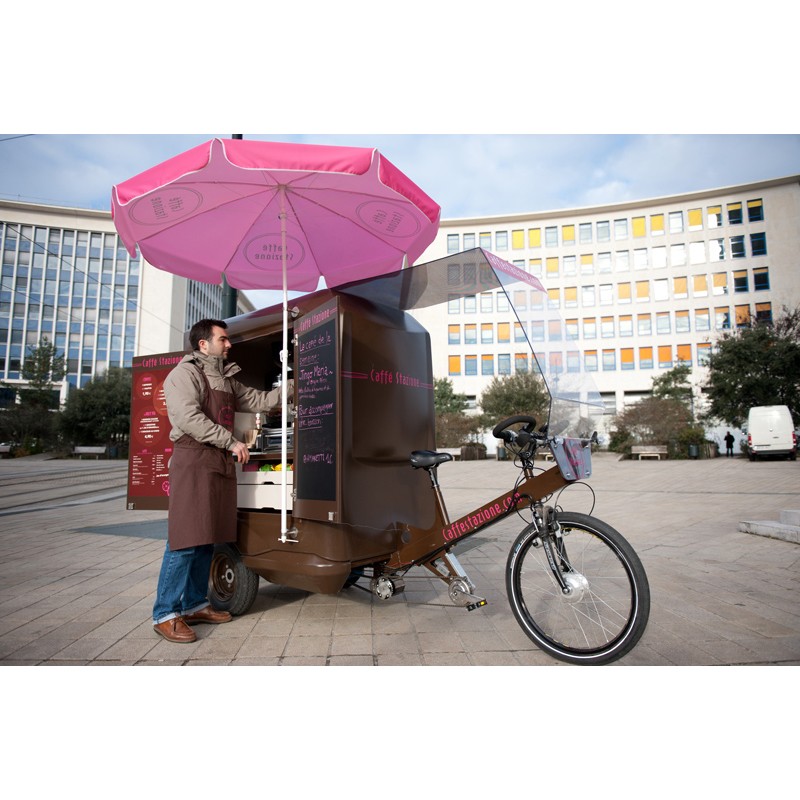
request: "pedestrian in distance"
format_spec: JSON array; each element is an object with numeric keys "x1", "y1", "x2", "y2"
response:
[
  {"x1": 152, "y1": 319, "x2": 291, "y2": 643},
  {"x1": 724, "y1": 430, "x2": 735, "y2": 458}
]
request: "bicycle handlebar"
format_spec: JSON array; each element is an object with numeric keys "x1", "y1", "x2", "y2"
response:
[{"x1": 492, "y1": 415, "x2": 540, "y2": 446}]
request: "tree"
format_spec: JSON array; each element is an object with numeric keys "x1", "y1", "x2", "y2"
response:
[
  {"x1": 651, "y1": 364, "x2": 693, "y2": 406},
  {"x1": 478, "y1": 372, "x2": 550, "y2": 428},
  {"x1": 432, "y1": 377, "x2": 479, "y2": 447},
  {"x1": 433, "y1": 377, "x2": 467, "y2": 415},
  {"x1": 703, "y1": 305, "x2": 800, "y2": 427},
  {"x1": 60, "y1": 368, "x2": 132, "y2": 455},
  {"x1": 0, "y1": 337, "x2": 66, "y2": 453}
]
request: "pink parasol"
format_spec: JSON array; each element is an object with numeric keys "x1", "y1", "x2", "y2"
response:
[{"x1": 112, "y1": 137, "x2": 440, "y2": 537}]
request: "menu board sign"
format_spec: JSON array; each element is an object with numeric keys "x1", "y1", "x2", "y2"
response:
[
  {"x1": 127, "y1": 351, "x2": 184, "y2": 510},
  {"x1": 294, "y1": 298, "x2": 338, "y2": 509}
]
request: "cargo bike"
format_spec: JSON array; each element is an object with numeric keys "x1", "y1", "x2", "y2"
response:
[{"x1": 129, "y1": 249, "x2": 650, "y2": 665}]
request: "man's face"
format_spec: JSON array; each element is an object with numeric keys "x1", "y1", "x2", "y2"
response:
[{"x1": 200, "y1": 326, "x2": 232, "y2": 359}]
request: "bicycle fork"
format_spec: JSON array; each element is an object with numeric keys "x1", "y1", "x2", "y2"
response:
[{"x1": 531, "y1": 502, "x2": 574, "y2": 596}]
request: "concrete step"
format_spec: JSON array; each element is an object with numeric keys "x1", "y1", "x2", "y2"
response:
[{"x1": 739, "y1": 509, "x2": 800, "y2": 544}]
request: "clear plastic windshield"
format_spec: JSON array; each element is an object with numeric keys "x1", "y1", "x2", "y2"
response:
[{"x1": 338, "y1": 247, "x2": 604, "y2": 439}]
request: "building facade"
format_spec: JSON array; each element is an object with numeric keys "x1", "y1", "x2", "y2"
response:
[
  {"x1": 0, "y1": 200, "x2": 252, "y2": 405},
  {"x1": 412, "y1": 175, "x2": 800, "y2": 440}
]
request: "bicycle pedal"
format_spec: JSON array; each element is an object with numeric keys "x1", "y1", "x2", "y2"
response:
[{"x1": 466, "y1": 598, "x2": 488, "y2": 612}]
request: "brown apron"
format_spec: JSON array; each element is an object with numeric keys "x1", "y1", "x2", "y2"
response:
[{"x1": 167, "y1": 366, "x2": 237, "y2": 550}]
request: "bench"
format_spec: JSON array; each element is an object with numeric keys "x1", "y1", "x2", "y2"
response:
[
  {"x1": 73, "y1": 446, "x2": 106, "y2": 459},
  {"x1": 441, "y1": 448, "x2": 461, "y2": 461},
  {"x1": 631, "y1": 445, "x2": 667, "y2": 461},
  {"x1": 0, "y1": 444, "x2": 11, "y2": 458}
]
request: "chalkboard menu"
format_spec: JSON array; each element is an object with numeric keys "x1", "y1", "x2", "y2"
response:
[
  {"x1": 294, "y1": 298, "x2": 338, "y2": 506},
  {"x1": 127, "y1": 351, "x2": 184, "y2": 510}
]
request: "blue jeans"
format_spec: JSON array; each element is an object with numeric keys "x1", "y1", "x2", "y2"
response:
[{"x1": 152, "y1": 542, "x2": 214, "y2": 624}]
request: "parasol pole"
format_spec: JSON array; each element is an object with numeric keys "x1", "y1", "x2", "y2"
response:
[{"x1": 278, "y1": 185, "x2": 294, "y2": 543}]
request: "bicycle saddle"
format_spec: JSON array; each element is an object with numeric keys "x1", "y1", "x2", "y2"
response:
[{"x1": 410, "y1": 450, "x2": 454, "y2": 469}]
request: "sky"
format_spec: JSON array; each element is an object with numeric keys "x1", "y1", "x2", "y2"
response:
[{"x1": 1, "y1": 133, "x2": 798, "y2": 221}]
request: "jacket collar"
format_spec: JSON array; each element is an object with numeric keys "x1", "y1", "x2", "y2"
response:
[{"x1": 189, "y1": 350, "x2": 241, "y2": 378}]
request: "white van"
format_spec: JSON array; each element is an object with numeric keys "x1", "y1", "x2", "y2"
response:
[{"x1": 746, "y1": 405, "x2": 797, "y2": 461}]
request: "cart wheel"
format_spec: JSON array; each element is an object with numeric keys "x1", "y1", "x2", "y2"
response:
[{"x1": 208, "y1": 544, "x2": 260, "y2": 616}]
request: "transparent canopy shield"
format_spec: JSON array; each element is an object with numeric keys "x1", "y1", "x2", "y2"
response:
[{"x1": 338, "y1": 247, "x2": 605, "y2": 439}]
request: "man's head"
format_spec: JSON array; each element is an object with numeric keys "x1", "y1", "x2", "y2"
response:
[{"x1": 189, "y1": 319, "x2": 232, "y2": 359}]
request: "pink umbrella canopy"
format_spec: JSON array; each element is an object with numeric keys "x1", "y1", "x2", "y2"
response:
[{"x1": 111, "y1": 137, "x2": 441, "y2": 291}]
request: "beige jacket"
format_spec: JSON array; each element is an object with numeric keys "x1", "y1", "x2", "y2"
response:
[{"x1": 163, "y1": 352, "x2": 286, "y2": 450}]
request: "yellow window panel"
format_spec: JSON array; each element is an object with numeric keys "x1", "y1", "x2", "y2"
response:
[
  {"x1": 688, "y1": 208, "x2": 703, "y2": 229},
  {"x1": 621, "y1": 348, "x2": 634, "y2": 364},
  {"x1": 448, "y1": 355, "x2": 461, "y2": 374},
  {"x1": 618, "y1": 282, "x2": 632, "y2": 300},
  {"x1": 639, "y1": 346, "x2": 653, "y2": 359},
  {"x1": 565, "y1": 286, "x2": 578, "y2": 303},
  {"x1": 528, "y1": 228, "x2": 541, "y2": 248},
  {"x1": 650, "y1": 214, "x2": 664, "y2": 233},
  {"x1": 636, "y1": 281, "x2": 650, "y2": 299},
  {"x1": 748, "y1": 199, "x2": 763, "y2": 209},
  {"x1": 755, "y1": 302, "x2": 771, "y2": 314},
  {"x1": 693, "y1": 274, "x2": 708, "y2": 294},
  {"x1": 677, "y1": 344, "x2": 692, "y2": 362},
  {"x1": 658, "y1": 345, "x2": 672, "y2": 362},
  {"x1": 548, "y1": 288, "x2": 560, "y2": 303},
  {"x1": 512, "y1": 229, "x2": 524, "y2": 249},
  {"x1": 713, "y1": 273, "x2": 728, "y2": 291},
  {"x1": 562, "y1": 224, "x2": 575, "y2": 244},
  {"x1": 580, "y1": 253, "x2": 593, "y2": 266},
  {"x1": 673, "y1": 276, "x2": 688, "y2": 295},
  {"x1": 735, "y1": 305, "x2": 750, "y2": 325},
  {"x1": 632, "y1": 217, "x2": 646, "y2": 238},
  {"x1": 546, "y1": 257, "x2": 559, "y2": 274},
  {"x1": 497, "y1": 322, "x2": 510, "y2": 342}
]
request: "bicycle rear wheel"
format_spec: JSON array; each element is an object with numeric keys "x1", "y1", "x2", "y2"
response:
[{"x1": 506, "y1": 511, "x2": 650, "y2": 665}]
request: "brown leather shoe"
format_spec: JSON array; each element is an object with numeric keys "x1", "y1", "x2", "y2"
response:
[
  {"x1": 153, "y1": 617, "x2": 197, "y2": 643},
  {"x1": 184, "y1": 606, "x2": 233, "y2": 625}
]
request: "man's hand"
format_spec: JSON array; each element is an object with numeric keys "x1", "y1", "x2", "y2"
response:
[{"x1": 230, "y1": 440, "x2": 250, "y2": 464}]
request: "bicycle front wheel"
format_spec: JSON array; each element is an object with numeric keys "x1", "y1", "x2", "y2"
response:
[{"x1": 506, "y1": 512, "x2": 650, "y2": 665}]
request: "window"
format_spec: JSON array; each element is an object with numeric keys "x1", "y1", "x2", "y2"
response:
[
  {"x1": 448, "y1": 324, "x2": 460, "y2": 344},
  {"x1": 530, "y1": 320, "x2": 545, "y2": 341},
  {"x1": 546, "y1": 257, "x2": 559, "y2": 278},
  {"x1": 715, "y1": 306, "x2": 730, "y2": 329},
  {"x1": 638, "y1": 313, "x2": 652, "y2": 335},
  {"x1": 616, "y1": 250, "x2": 630, "y2": 271},
  {"x1": 634, "y1": 248, "x2": 648, "y2": 269},
  {"x1": 581, "y1": 253, "x2": 594, "y2": 274},
  {"x1": 675, "y1": 310, "x2": 690, "y2": 333},
  {"x1": 651, "y1": 246, "x2": 667, "y2": 268},
  {"x1": 528, "y1": 228, "x2": 541, "y2": 248},
  {"x1": 619, "y1": 315, "x2": 633, "y2": 336},
  {"x1": 567, "y1": 351, "x2": 580, "y2": 373},
  {"x1": 658, "y1": 345, "x2": 673, "y2": 368},
  {"x1": 690, "y1": 241, "x2": 706, "y2": 264},
  {"x1": 692, "y1": 274, "x2": 707, "y2": 297},
  {"x1": 598, "y1": 252, "x2": 612, "y2": 273},
  {"x1": 481, "y1": 323, "x2": 493, "y2": 343},
  {"x1": 564, "y1": 286, "x2": 578, "y2": 307},
  {"x1": 497, "y1": 291, "x2": 509, "y2": 312},
  {"x1": 636, "y1": 280, "x2": 650, "y2": 302},
  {"x1": 562, "y1": 224, "x2": 575, "y2": 246},
  {"x1": 579, "y1": 222, "x2": 593, "y2": 243},
  {"x1": 583, "y1": 317, "x2": 597, "y2": 339},
  {"x1": 448, "y1": 355, "x2": 461, "y2": 375},
  {"x1": 730, "y1": 235, "x2": 745, "y2": 258},
  {"x1": 464, "y1": 323, "x2": 477, "y2": 344},
  {"x1": 585, "y1": 349, "x2": 598, "y2": 371},
  {"x1": 602, "y1": 349, "x2": 616, "y2": 371},
  {"x1": 582, "y1": 285, "x2": 596, "y2": 306},
  {"x1": 618, "y1": 282, "x2": 632, "y2": 304},
  {"x1": 688, "y1": 208, "x2": 703, "y2": 231},
  {"x1": 601, "y1": 316, "x2": 614, "y2": 337},
  {"x1": 465, "y1": 355, "x2": 477, "y2": 375},
  {"x1": 653, "y1": 278, "x2": 669, "y2": 301},
  {"x1": 747, "y1": 199, "x2": 764, "y2": 222},
  {"x1": 712, "y1": 272, "x2": 728, "y2": 295},
  {"x1": 447, "y1": 234, "x2": 460, "y2": 254},
  {"x1": 735, "y1": 304, "x2": 750, "y2": 327},
  {"x1": 547, "y1": 288, "x2": 560, "y2": 309},
  {"x1": 498, "y1": 354, "x2": 511, "y2": 375},
  {"x1": 697, "y1": 342, "x2": 711, "y2": 366},
  {"x1": 669, "y1": 211, "x2": 683, "y2": 233},
  {"x1": 750, "y1": 232, "x2": 767, "y2": 256},
  {"x1": 597, "y1": 221, "x2": 611, "y2": 242},
  {"x1": 545, "y1": 226, "x2": 558, "y2": 247},
  {"x1": 495, "y1": 231, "x2": 508, "y2": 250},
  {"x1": 479, "y1": 232, "x2": 492, "y2": 249},
  {"x1": 709, "y1": 238, "x2": 725, "y2": 262},
  {"x1": 695, "y1": 308, "x2": 710, "y2": 331},
  {"x1": 562, "y1": 255, "x2": 576, "y2": 276},
  {"x1": 497, "y1": 322, "x2": 510, "y2": 343},
  {"x1": 753, "y1": 267, "x2": 770, "y2": 291},
  {"x1": 656, "y1": 312, "x2": 671, "y2": 334},
  {"x1": 512, "y1": 229, "x2": 524, "y2": 249},
  {"x1": 614, "y1": 219, "x2": 628, "y2": 240},
  {"x1": 733, "y1": 269, "x2": 749, "y2": 293},
  {"x1": 639, "y1": 346, "x2": 653, "y2": 369},
  {"x1": 727, "y1": 202, "x2": 743, "y2": 225},
  {"x1": 632, "y1": 216, "x2": 646, "y2": 238},
  {"x1": 755, "y1": 302, "x2": 772, "y2": 324},
  {"x1": 677, "y1": 344, "x2": 692, "y2": 366},
  {"x1": 448, "y1": 295, "x2": 460, "y2": 314},
  {"x1": 599, "y1": 284, "x2": 613, "y2": 305},
  {"x1": 513, "y1": 322, "x2": 526, "y2": 342},
  {"x1": 670, "y1": 243, "x2": 686, "y2": 266},
  {"x1": 515, "y1": 353, "x2": 529, "y2": 372},
  {"x1": 548, "y1": 320, "x2": 563, "y2": 341},
  {"x1": 480, "y1": 292, "x2": 493, "y2": 312},
  {"x1": 621, "y1": 348, "x2": 634, "y2": 370},
  {"x1": 650, "y1": 213, "x2": 664, "y2": 236},
  {"x1": 565, "y1": 318, "x2": 579, "y2": 340},
  {"x1": 529, "y1": 258, "x2": 542, "y2": 276},
  {"x1": 707, "y1": 205, "x2": 722, "y2": 227},
  {"x1": 481, "y1": 354, "x2": 494, "y2": 375},
  {"x1": 464, "y1": 295, "x2": 476, "y2": 313}
]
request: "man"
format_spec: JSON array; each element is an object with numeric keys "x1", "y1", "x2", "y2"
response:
[
  {"x1": 724, "y1": 430, "x2": 735, "y2": 458},
  {"x1": 152, "y1": 319, "x2": 290, "y2": 643}
]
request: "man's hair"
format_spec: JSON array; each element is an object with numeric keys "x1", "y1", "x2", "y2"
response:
[{"x1": 189, "y1": 319, "x2": 227, "y2": 351}]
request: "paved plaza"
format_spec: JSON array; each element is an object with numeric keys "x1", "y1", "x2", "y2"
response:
[{"x1": 0, "y1": 451, "x2": 798, "y2": 667}]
